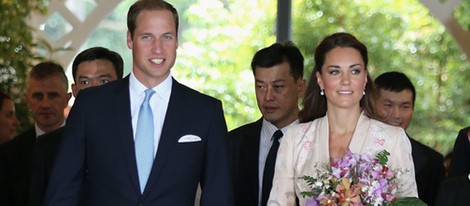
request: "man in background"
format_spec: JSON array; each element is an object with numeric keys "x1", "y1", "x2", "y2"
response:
[
  {"x1": 29, "y1": 46, "x2": 124, "y2": 206},
  {"x1": 230, "y1": 41, "x2": 305, "y2": 206},
  {"x1": 375, "y1": 71, "x2": 445, "y2": 206},
  {"x1": 0, "y1": 61, "x2": 71, "y2": 206}
]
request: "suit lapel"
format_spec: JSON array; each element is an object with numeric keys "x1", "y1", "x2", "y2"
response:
[
  {"x1": 242, "y1": 119, "x2": 263, "y2": 200},
  {"x1": 113, "y1": 77, "x2": 141, "y2": 195}
]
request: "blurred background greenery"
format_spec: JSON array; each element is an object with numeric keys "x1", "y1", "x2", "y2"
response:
[{"x1": 1, "y1": 0, "x2": 469, "y2": 155}]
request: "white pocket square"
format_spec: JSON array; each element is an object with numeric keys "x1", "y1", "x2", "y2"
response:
[{"x1": 178, "y1": 134, "x2": 202, "y2": 143}]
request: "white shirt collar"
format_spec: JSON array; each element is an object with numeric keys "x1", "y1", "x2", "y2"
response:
[
  {"x1": 261, "y1": 118, "x2": 299, "y2": 138},
  {"x1": 34, "y1": 121, "x2": 65, "y2": 137},
  {"x1": 129, "y1": 72, "x2": 172, "y2": 102}
]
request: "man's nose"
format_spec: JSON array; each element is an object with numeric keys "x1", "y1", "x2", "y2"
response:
[
  {"x1": 264, "y1": 87, "x2": 274, "y2": 101},
  {"x1": 391, "y1": 106, "x2": 400, "y2": 118},
  {"x1": 152, "y1": 39, "x2": 163, "y2": 53}
]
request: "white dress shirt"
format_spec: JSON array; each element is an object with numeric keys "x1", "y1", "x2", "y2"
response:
[{"x1": 129, "y1": 72, "x2": 172, "y2": 157}]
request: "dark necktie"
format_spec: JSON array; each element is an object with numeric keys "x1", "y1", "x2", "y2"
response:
[{"x1": 261, "y1": 130, "x2": 283, "y2": 206}]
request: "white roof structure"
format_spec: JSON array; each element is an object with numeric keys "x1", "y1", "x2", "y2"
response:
[{"x1": 29, "y1": 0, "x2": 469, "y2": 68}]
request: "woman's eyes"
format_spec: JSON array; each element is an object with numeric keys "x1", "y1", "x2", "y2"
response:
[{"x1": 328, "y1": 68, "x2": 362, "y2": 75}]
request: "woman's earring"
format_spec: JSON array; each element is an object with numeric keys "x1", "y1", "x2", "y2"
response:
[
  {"x1": 363, "y1": 90, "x2": 366, "y2": 95},
  {"x1": 320, "y1": 89, "x2": 324, "y2": 96}
]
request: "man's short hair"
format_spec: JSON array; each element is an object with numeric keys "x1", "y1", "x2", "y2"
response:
[
  {"x1": 27, "y1": 61, "x2": 68, "y2": 92},
  {"x1": 374, "y1": 71, "x2": 416, "y2": 105},
  {"x1": 250, "y1": 41, "x2": 304, "y2": 81},
  {"x1": 71, "y1": 47, "x2": 124, "y2": 82},
  {"x1": 127, "y1": 0, "x2": 179, "y2": 39}
]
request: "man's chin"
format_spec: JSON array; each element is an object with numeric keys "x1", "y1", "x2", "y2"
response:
[
  {"x1": 263, "y1": 115, "x2": 280, "y2": 124},
  {"x1": 37, "y1": 119, "x2": 59, "y2": 127},
  {"x1": 386, "y1": 121, "x2": 403, "y2": 128}
]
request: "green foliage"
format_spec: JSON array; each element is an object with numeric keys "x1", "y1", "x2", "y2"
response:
[
  {"x1": 292, "y1": 0, "x2": 470, "y2": 155},
  {"x1": 173, "y1": 0, "x2": 277, "y2": 129},
  {"x1": 0, "y1": 0, "x2": 48, "y2": 133},
  {"x1": 454, "y1": 0, "x2": 470, "y2": 30},
  {"x1": 299, "y1": 175, "x2": 316, "y2": 198},
  {"x1": 391, "y1": 197, "x2": 427, "y2": 206},
  {"x1": 5, "y1": 0, "x2": 469, "y2": 155}
]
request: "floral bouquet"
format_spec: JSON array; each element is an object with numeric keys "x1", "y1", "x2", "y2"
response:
[{"x1": 300, "y1": 150, "x2": 424, "y2": 206}]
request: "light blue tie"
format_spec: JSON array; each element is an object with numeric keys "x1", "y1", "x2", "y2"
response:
[{"x1": 135, "y1": 89, "x2": 155, "y2": 193}]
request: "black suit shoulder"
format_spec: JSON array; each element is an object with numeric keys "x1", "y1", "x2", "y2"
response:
[
  {"x1": 229, "y1": 119, "x2": 263, "y2": 152},
  {"x1": 435, "y1": 175, "x2": 470, "y2": 206},
  {"x1": 35, "y1": 127, "x2": 64, "y2": 171},
  {"x1": 36, "y1": 127, "x2": 64, "y2": 151},
  {"x1": 448, "y1": 126, "x2": 470, "y2": 177},
  {"x1": 171, "y1": 78, "x2": 223, "y2": 109},
  {"x1": 410, "y1": 137, "x2": 444, "y2": 162},
  {"x1": 0, "y1": 127, "x2": 36, "y2": 206},
  {"x1": 229, "y1": 119, "x2": 262, "y2": 160},
  {"x1": 229, "y1": 120, "x2": 262, "y2": 206},
  {"x1": 1, "y1": 127, "x2": 36, "y2": 154},
  {"x1": 409, "y1": 137, "x2": 445, "y2": 206},
  {"x1": 30, "y1": 127, "x2": 64, "y2": 206},
  {"x1": 229, "y1": 120, "x2": 262, "y2": 138}
]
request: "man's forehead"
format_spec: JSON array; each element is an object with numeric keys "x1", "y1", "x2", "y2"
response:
[
  {"x1": 380, "y1": 89, "x2": 412, "y2": 96},
  {"x1": 27, "y1": 83, "x2": 67, "y2": 94},
  {"x1": 29, "y1": 89, "x2": 63, "y2": 94},
  {"x1": 380, "y1": 90, "x2": 413, "y2": 103}
]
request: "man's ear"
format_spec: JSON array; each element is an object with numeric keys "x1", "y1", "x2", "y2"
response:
[
  {"x1": 126, "y1": 31, "x2": 133, "y2": 49},
  {"x1": 71, "y1": 84, "x2": 78, "y2": 98}
]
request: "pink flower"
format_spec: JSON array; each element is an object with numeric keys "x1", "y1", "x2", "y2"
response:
[
  {"x1": 300, "y1": 150, "x2": 398, "y2": 206},
  {"x1": 306, "y1": 198, "x2": 319, "y2": 206}
]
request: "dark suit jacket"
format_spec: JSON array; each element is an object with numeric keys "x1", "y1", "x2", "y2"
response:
[
  {"x1": 29, "y1": 127, "x2": 64, "y2": 206},
  {"x1": 229, "y1": 119, "x2": 262, "y2": 206},
  {"x1": 0, "y1": 127, "x2": 36, "y2": 206},
  {"x1": 435, "y1": 175, "x2": 470, "y2": 206},
  {"x1": 45, "y1": 77, "x2": 234, "y2": 206},
  {"x1": 448, "y1": 126, "x2": 470, "y2": 177},
  {"x1": 409, "y1": 137, "x2": 445, "y2": 206}
]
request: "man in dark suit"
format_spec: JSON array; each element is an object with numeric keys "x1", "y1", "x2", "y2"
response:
[
  {"x1": 29, "y1": 46, "x2": 124, "y2": 206},
  {"x1": 45, "y1": 1, "x2": 233, "y2": 205},
  {"x1": 448, "y1": 126, "x2": 470, "y2": 177},
  {"x1": 438, "y1": 125, "x2": 470, "y2": 205},
  {"x1": 0, "y1": 62, "x2": 71, "y2": 206},
  {"x1": 375, "y1": 71, "x2": 445, "y2": 206},
  {"x1": 230, "y1": 42, "x2": 305, "y2": 206},
  {"x1": 435, "y1": 175, "x2": 470, "y2": 206}
]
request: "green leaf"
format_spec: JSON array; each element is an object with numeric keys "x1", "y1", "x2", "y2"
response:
[
  {"x1": 391, "y1": 197, "x2": 427, "y2": 206},
  {"x1": 376, "y1": 150, "x2": 391, "y2": 166}
]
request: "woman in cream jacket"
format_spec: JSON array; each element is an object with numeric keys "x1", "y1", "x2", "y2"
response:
[{"x1": 268, "y1": 32, "x2": 418, "y2": 205}]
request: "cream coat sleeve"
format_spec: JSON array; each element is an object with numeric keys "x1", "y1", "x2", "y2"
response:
[{"x1": 389, "y1": 127, "x2": 418, "y2": 198}]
